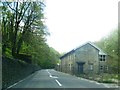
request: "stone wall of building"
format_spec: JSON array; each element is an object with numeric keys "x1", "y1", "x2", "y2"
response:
[
  {"x1": 60, "y1": 42, "x2": 108, "y2": 75},
  {"x1": 74, "y1": 43, "x2": 99, "y2": 74}
]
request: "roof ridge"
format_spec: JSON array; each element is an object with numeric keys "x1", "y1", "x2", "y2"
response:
[{"x1": 60, "y1": 41, "x2": 107, "y2": 59}]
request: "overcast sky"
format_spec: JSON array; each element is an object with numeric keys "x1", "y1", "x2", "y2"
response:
[{"x1": 45, "y1": 0, "x2": 119, "y2": 53}]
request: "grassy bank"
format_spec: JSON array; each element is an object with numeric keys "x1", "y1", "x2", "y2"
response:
[
  {"x1": 2, "y1": 56, "x2": 41, "y2": 89},
  {"x1": 77, "y1": 73, "x2": 118, "y2": 84}
]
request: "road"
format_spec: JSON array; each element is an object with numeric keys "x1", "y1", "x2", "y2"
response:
[{"x1": 7, "y1": 69, "x2": 118, "y2": 89}]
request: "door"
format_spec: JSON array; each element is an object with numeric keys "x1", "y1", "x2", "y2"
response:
[
  {"x1": 77, "y1": 62, "x2": 85, "y2": 74},
  {"x1": 78, "y1": 64, "x2": 83, "y2": 73}
]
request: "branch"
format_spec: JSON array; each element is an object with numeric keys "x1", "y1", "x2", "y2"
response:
[
  {"x1": 6, "y1": 2, "x2": 19, "y2": 14},
  {"x1": 39, "y1": 1, "x2": 46, "y2": 7},
  {"x1": 18, "y1": 2, "x2": 25, "y2": 20},
  {"x1": 29, "y1": 15, "x2": 38, "y2": 27},
  {"x1": 18, "y1": 2, "x2": 31, "y2": 23}
]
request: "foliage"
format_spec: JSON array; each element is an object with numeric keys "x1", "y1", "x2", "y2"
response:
[
  {"x1": 60, "y1": 52, "x2": 67, "y2": 56},
  {"x1": 94, "y1": 29, "x2": 118, "y2": 73},
  {"x1": 1, "y1": 1, "x2": 60, "y2": 68}
]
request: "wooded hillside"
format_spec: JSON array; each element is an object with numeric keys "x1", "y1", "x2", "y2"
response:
[
  {"x1": 1, "y1": 2, "x2": 60, "y2": 89},
  {"x1": 94, "y1": 29, "x2": 119, "y2": 73},
  {"x1": 1, "y1": 2, "x2": 60, "y2": 68}
]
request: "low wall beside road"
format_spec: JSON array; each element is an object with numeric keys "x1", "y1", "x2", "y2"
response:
[{"x1": 2, "y1": 56, "x2": 41, "y2": 89}]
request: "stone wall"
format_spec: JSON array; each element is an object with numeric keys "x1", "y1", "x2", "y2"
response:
[
  {"x1": 60, "y1": 43, "x2": 108, "y2": 75},
  {"x1": 75, "y1": 43, "x2": 99, "y2": 74}
]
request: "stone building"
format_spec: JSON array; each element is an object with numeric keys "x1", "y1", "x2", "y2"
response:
[{"x1": 60, "y1": 42, "x2": 109, "y2": 75}]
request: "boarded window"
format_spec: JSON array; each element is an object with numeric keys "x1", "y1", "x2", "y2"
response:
[{"x1": 89, "y1": 64, "x2": 93, "y2": 70}]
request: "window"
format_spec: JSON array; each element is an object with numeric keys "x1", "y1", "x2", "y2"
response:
[
  {"x1": 100, "y1": 58, "x2": 102, "y2": 61},
  {"x1": 103, "y1": 55, "x2": 105, "y2": 58},
  {"x1": 90, "y1": 65, "x2": 93, "y2": 70},
  {"x1": 105, "y1": 66, "x2": 108, "y2": 71},
  {"x1": 89, "y1": 64, "x2": 93, "y2": 70},
  {"x1": 100, "y1": 66, "x2": 104, "y2": 70},
  {"x1": 99, "y1": 55, "x2": 106, "y2": 61},
  {"x1": 103, "y1": 55, "x2": 105, "y2": 61}
]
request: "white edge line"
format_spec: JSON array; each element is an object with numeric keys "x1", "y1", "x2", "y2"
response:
[
  {"x1": 6, "y1": 71, "x2": 37, "y2": 89},
  {"x1": 7, "y1": 79, "x2": 24, "y2": 89},
  {"x1": 7, "y1": 83, "x2": 17, "y2": 89},
  {"x1": 55, "y1": 79, "x2": 62, "y2": 86}
]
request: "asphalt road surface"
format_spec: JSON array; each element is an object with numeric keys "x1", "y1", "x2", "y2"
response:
[{"x1": 7, "y1": 69, "x2": 118, "y2": 89}]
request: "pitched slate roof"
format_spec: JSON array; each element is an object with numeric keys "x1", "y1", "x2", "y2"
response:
[
  {"x1": 75, "y1": 41, "x2": 107, "y2": 55},
  {"x1": 60, "y1": 41, "x2": 107, "y2": 59},
  {"x1": 60, "y1": 49, "x2": 75, "y2": 59}
]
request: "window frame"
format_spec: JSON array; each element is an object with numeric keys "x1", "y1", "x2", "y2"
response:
[{"x1": 99, "y1": 55, "x2": 106, "y2": 62}]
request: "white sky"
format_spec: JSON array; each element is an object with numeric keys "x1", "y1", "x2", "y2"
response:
[{"x1": 45, "y1": 0, "x2": 119, "y2": 53}]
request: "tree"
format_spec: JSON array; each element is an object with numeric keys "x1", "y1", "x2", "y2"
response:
[
  {"x1": 1, "y1": 1, "x2": 60, "y2": 68},
  {"x1": 1, "y1": 2, "x2": 46, "y2": 55},
  {"x1": 94, "y1": 29, "x2": 118, "y2": 73}
]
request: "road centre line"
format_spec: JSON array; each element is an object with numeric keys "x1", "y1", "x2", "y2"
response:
[
  {"x1": 47, "y1": 71, "x2": 51, "y2": 75},
  {"x1": 47, "y1": 70, "x2": 58, "y2": 78},
  {"x1": 55, "y1": 79, "x2": 62, "y2": 86},
  {"x1": 47, "y1": 70, "x2": 52, "y2": 78},
  {"x1": 47, "y1": 70, "x2": 61, "y2": 86}
]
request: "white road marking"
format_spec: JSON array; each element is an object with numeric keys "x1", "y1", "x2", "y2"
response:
[
  {"x1": 7, "y1": 83, "x2": 17, "y2": 89},
  {"x1": 47, "y1": 71, "x2": 51, "y2": 75},
  {"x1": 55, "y1": 79, "x2": 62, "y2": 86},
  {"x1": 47, "y1": 70, "x2": 58, "y2": 78},
  {"x1": 89, "y1": 81, "x2": 94, "y2": 83},
  {"x1": 49, "y1": 74, "x2": 52, "y2": 77},
  {"x1": 47, "y1": 70, "x2": 61, "y2": 86},
  {"x1": 47, "y1": 70, "x2": 51, "y2": 77},
  {"x1": 52, "y1": 76, "x2": 58, "y2": 78},
  {"x1": 7, "y1": 78, "x2": 27, "y2": 89},
  {"x1": 96, "y1": 82, "x2": 101, "y2": 85},
  {"x1": 6, "y1": 71, "x2": 39, "y2": 89}
]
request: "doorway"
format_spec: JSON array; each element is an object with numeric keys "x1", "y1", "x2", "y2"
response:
[{"x1": 77, "y1": 62, "x2": 85, "y2": 74}]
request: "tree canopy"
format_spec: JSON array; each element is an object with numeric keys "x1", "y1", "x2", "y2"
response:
[
  {"x1": 94, "y1": 29, "x2": 118, "y2": 73},
  {"x1": 1, "y1": 1, "x2": 60, "y2": 68}
]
